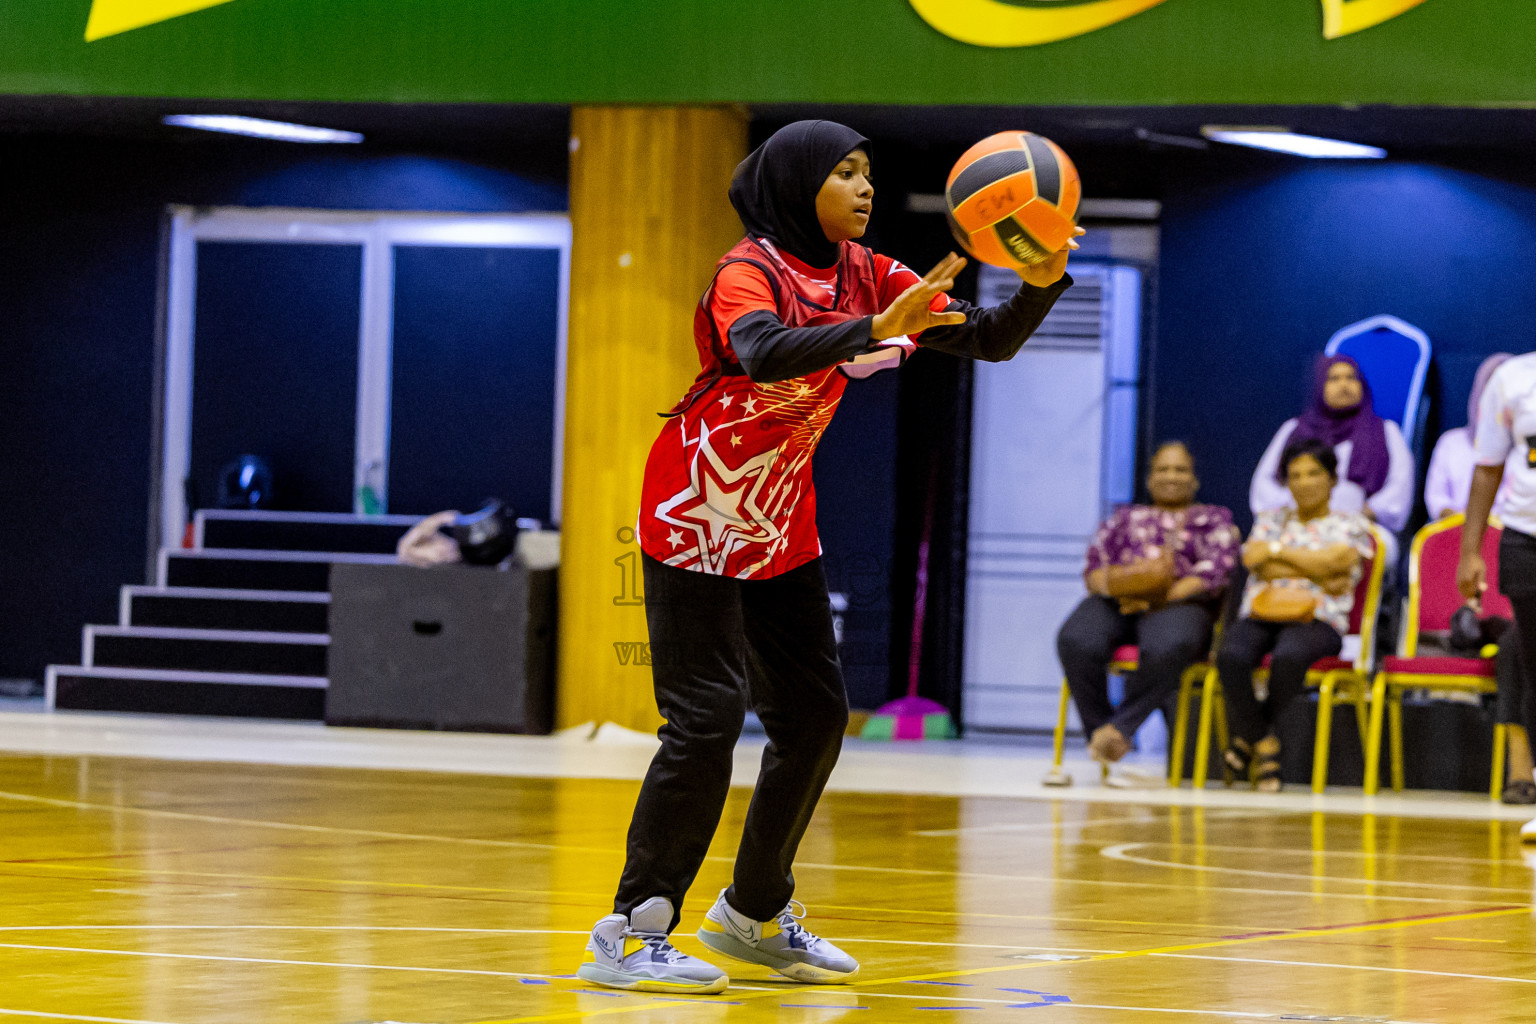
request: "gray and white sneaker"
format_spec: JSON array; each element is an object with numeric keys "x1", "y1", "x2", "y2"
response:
[
  {"x1": 576, "y1": 896, "x2": 728, "y2": 994},
  {"x1": 696, "y1": 891, "x2": 859, "y2": 982}
]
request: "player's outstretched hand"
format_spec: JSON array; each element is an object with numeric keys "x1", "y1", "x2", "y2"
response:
[
  {"x1": 870, "y1": 252, "x2": 969, "y2": 341},
  {"x1": 1016, "y1": 226, "x2": 1084, "y2": 288}
]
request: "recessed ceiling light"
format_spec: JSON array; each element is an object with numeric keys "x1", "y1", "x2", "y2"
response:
[
  {"x1": 1200, "y1": 126, "x2": 1385, "y2": 159},
  {"x1": 163, "y1": 114, "x2": 363, "y2": 144}
]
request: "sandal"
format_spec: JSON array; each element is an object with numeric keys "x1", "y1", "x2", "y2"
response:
[
  {"x1": 1222, "y1": 738, "x2": 1253, "y2": 779},
  {"x1": 1254, "y1": 737, "x2": 1283, "y2": 793},
  {"x1": 1502, "y1": 779, "x2": 1536, "y2": 805}
]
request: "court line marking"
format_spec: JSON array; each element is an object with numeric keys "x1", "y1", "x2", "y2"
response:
[
  {"x1": 466, "y1": 905, "x2": 1529, "y2": 1023},
  {"x1": 0, "y1": 789, "x2": 610, "y2": 855},
  {"x1": 3, "y1": 842, "x2": 1485, "y2": 911},
  {"x1": 914, "y1": 807, "x2": 1271, "y2": 837},
  {"x1": 0, "y1": 942, "x2": 560, "y2": 980},
  {"x1": 0, "y1": 925, "x2": 1118, "y2": 955},
  {"x1": 1120, "y1": 840, "x2": 1533, "y2": 867},
  {"x1": 0, "y1": 1012, "x2": 185, "y2": 1024},
  {"x1": 1100, "y1": 842, "x2": 1534, "y2": 897},
  {"x1": 1154, "y1": 951, "x2": 1536, "y2": 986},
  {"x1": 0, "y1": 926, "x2": 590, "y2": 935},
  {"x1": 0, "y1": 788, "x2": 1510, "y2": 908}
]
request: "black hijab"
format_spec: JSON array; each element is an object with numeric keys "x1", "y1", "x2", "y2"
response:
[{"x1": 728, "y1": 120, "x2": 871, "y2": 269}]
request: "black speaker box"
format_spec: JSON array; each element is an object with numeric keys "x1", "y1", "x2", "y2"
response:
[{"x1": 326, "y1": 561, "x2": 556, "y2": 733}]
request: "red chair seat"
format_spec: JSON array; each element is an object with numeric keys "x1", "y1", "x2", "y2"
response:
[{"x1": 1381, "y1": 654, "x2": 1496, "y2": 676}]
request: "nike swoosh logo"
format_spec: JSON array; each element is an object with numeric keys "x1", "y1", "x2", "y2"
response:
[
  {"x1": 593, "y1": 934, "x2": 618, "y2": 958},
  {"x1": 722, "y1": 913, "x2": 756, "y2": 943}
]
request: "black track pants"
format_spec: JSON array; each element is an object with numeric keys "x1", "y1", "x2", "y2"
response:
[{"x1": 614, "y1": 554, "x2": 848, "y2": 931}]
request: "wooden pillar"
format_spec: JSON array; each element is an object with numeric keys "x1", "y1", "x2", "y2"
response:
[{"x1": 557, "y1": 105, "x2": 748, "y2": 731}]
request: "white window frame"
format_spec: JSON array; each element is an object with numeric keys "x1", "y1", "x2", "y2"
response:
[{"x1": 158, "y1": 206, "x2": 572, "y2": 553}]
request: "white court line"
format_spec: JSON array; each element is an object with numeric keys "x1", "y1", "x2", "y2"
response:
[
  {"x1": 1154, "y1": 951, "x2": 1536, "y2": 986},
  {"x1": 0, "y1": 1011, "x2": 185, "y2": 1024},
  {"x1": 914, "y1": 808, "x2": 1269, "y2": 838},
  {"x1": 0, "y1": 926, "x2": 587, "y2": 935},
  {"x1": 1129, "y1": 841, "x2": 1533, "y2": 867},
  {"x1": 791, "y1": 991, "x2": 1447, "y2": 1023},
  {"x1": 0, "y1": 925, "x2": 1118, "y2": 955},
  {"x1": 0, "y1": 788, "x2": 1511, "y2": 909},
  {"x1": 0, "y1": 942, "x2": 558, "y2": 980},
  {"x1": 1099, "y1": 842, "x2": 1533, "y2": 897}
]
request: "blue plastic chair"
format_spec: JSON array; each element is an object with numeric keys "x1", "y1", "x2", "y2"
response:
[{"x1": 1324, "y1": 315, "x2": 1432, "y2": 444}]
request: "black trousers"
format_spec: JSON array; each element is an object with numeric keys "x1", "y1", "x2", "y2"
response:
[
  {"x1": 1216, "y1": 617, "x2": 1342, "y2": 746},
  {"x1": 614, "y1": 553, "x2": 848, "y2": 932},
  {"x1": 1056, "y1": 596, "x2": 1215, "y2": 739},
  {"x1": 1500, "y1": 529, "x2": 1536, "y2": 737}
]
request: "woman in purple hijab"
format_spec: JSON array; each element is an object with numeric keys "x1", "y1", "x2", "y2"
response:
[{"x1": 1250, "y1": 354, "x2": 1415, "y2": 536}]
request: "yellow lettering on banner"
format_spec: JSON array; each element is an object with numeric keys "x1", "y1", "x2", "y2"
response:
[
  {"x1": 84, "y1": 0, "x2": 240, "y2": 41},
  {"x1": 1320, "y1": 0, "x2": 1430, "y2": 39},
  {"x1": 908, "y1": 0, "x2": 1173, "y2": 48}
]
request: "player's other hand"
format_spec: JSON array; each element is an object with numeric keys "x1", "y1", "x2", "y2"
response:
[
  {"x1": 870, "y1": 252, "x2": 968, "y2": 341},
  {"x1": 1016, "y1": 226, "x2": 1084, "y2": 288}
]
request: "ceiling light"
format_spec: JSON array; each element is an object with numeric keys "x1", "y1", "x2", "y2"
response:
[
  {"x1": 163, "y1": 114, "x2": 364, "y2": 144},
  {"x1": 1200, "y1": 126, "x2": 1384, "y2": 159}
]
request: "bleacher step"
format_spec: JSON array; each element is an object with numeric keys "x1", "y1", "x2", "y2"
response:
[
  {"x1": 85, "y1": 625, "x2": 328, "y2": 677},
  {"x1": 196, "y1": 510, "x2": 418, "y2": 555},
  {"x1": 122, "y1": 586, "x2": 329, "y2": 633},
  {"x1": 47, "y1": 665, "x2": 326, "y2": 719},
  {"x1": 161, "y1": 549, "x2": 397, "y2": 591}
]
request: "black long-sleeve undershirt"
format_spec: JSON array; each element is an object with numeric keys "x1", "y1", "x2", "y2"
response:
[
  {"x1": 725, "y1": 274, "x2": 1073, "y2": 384},
  {"x1": 918, "y1": 273, "x2": 1072, "y2": 362}
]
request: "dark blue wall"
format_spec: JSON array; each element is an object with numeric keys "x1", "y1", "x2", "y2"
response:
[
  {"x1": 1153, "y1": 160, "x2": 1536, "y2": 532},
  {"x1": 0, "y1": 134, "x2": 565, "y2": 684}
]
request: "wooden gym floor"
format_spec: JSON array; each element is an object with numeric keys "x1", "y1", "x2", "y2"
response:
[{"x1": 1, "y1": 723, "x2": 1534, "y2": 1022}]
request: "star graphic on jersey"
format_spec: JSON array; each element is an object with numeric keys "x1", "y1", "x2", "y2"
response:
[
  {"x1": 730, "y1": 434, "x2": 743, "y2": 447},
  {"x1": 741, "y1": 397, "x2": 758, "y2": 415},
  {"x1": 719, "y1": 394, "x2": 734, "y2": 409},
  {"x1": 653, "y1": 422, "x2": 780, "y2": 572},
  {"x1": 667, "y1": 530, "x2": 684, "y2": 548}
]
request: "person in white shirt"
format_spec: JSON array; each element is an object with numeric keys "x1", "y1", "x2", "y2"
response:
[
  {"x1": 1425, "y1": 353, "x2": 1513, "y2": 520},
  {"x1": 1423, "y1": 353, "x2": 1531, "y2": 802},
  {"x1": 1459, "y1": 351, "x2": 1536, "y2": 839},
  {"x1": 1250, "y1": 355, "x2": 1414, "y2": 544}
]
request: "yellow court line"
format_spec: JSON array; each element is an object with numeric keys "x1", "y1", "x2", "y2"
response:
[{"x1": 467, "y1": 904, "x2": 1531, "y2": 1024}]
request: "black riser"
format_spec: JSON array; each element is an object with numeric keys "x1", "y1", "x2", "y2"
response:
[
  {"x1": 92, "y1": 635, "x2": 327, "y2": 676},
  {"x1": 129, "y1": 595, "x2": 328, "y2": 633},
  {"x1": 53, "y1": 676, "x2": 324, "y2": 719},
  {"x1": 202, "y1": 519, "x2": 409, "y2": 554},
  {"x1": 165, "y1": 557, "x2": 331, "y2": 592}
]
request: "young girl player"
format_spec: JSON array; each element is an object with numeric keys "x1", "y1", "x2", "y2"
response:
[{"x1": 578, "y1": 120, "x2": 1076, "y2": 993}]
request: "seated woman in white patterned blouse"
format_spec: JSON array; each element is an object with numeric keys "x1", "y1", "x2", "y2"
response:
[{"x1": 1218, "y1": 438, "x2": 1373, "y2": 792}]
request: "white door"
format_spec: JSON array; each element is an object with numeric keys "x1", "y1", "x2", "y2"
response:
[{"x1": 963, "y1": 262, "x2": 1143, "y2": 733}]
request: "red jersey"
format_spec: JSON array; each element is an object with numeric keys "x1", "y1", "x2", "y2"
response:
[{"x1": 637, "y1": 237, "x2": 934, "y2": 579}]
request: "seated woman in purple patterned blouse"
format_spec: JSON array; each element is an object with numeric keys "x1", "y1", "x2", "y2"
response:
[{"x1": 1056, "y1": 442, "x2": 1241, "y2": 783}]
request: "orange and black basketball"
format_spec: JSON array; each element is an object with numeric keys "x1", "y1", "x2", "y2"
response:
[{"x1": 945, "y1": 131, "x2": 1081, "y2": 269}]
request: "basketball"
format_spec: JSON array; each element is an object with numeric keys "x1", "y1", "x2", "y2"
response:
[{"x1": 944, "y1": 131, "x2": 1081, "y2": 269}]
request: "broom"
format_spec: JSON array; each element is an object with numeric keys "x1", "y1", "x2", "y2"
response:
[{"x1": 860, "y1": 464, "x2": 957, "y2": 741}]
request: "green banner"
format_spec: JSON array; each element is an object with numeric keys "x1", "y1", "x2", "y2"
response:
[{"x1": 1, "y1": 0, "x2": 1530, "y2": 107}]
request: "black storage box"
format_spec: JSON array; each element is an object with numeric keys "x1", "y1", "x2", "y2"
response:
[{"x1": 326, "y1": 561, "x2": 556, "y2": 733}]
